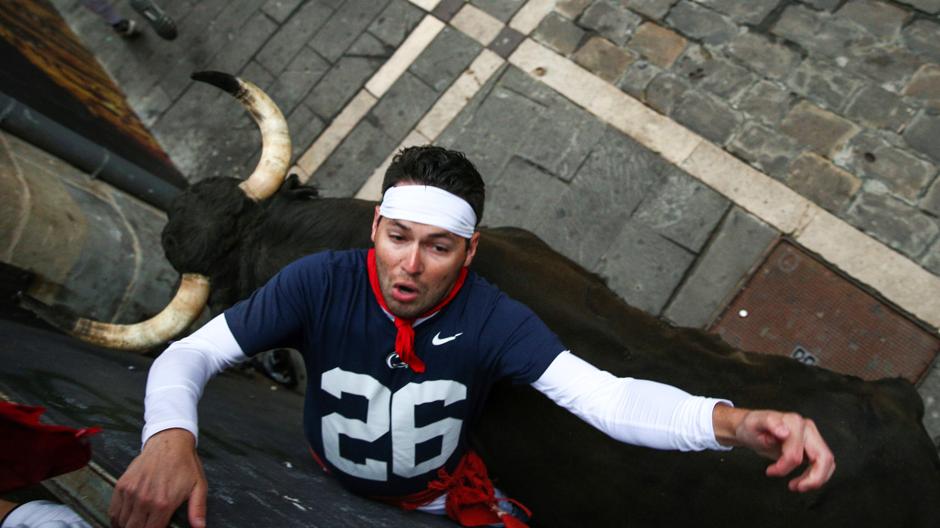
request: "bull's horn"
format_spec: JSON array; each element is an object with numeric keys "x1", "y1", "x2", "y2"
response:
[
  {"x1": 192, "y1": 71, "x2": 291, "y2": 201},
  {"x1": 25, "y1": 274, "x2": 210, "y2": 350}
]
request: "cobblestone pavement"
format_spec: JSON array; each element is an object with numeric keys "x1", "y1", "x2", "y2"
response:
[{"x1": 49, "y1": 0, "x2": 940, "y2": 438}]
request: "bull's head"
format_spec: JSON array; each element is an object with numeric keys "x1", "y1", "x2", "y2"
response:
[{"x1": 37, "y1": 72, "x2": 291, "y2": 350}]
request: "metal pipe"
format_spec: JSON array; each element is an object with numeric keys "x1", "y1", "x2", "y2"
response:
[{"x1": 0, "y1": 91, "x2": 182, "y2": 210}]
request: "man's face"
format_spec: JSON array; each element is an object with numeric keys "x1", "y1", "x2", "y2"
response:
[{"x1": 371, "y1": 206, "x2": 479, "y2": 319}]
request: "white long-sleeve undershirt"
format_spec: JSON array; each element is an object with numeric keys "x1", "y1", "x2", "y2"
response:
[{"x1": 141, "y1": 314, "x2": 731, "y2": 452}]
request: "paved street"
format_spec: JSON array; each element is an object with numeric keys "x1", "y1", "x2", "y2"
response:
[{"x1": 41, "y1": 0, "x2": 940, "y2": 441}]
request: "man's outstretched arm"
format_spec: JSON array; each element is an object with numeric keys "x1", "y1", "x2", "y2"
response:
[
  {"x1": 109, "y1": 314, "x2": 247, "y2": 528},
  {"x1": 532, "y1": 351, "x2": 835, "y2": 492}
]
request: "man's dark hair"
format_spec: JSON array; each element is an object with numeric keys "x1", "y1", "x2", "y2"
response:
[{"x1": 382, "y1": 146, "x2": 485, "y2": 225}]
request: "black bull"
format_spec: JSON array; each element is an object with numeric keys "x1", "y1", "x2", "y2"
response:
[{"x1": 160, "y1": 176, "x2": 940, "y2": 527}]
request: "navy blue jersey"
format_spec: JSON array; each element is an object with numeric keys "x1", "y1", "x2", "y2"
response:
[{"x1": 225, "y1": 249, "x2": 564, "y2": 496}]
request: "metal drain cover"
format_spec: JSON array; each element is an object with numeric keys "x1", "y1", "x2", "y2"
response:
[{"x1": 710, "y1": 240, "x2": 939, "y2": 382}]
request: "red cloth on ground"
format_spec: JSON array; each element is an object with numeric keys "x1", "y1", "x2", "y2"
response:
[{"x1": 0, "y1": 401, "x2": 100, "y2": 493}]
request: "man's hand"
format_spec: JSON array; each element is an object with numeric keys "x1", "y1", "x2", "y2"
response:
[
  {"x1": 109, "y1": 428, "x2": 207, "y2": 528},
  {"x1": 713, "y1": 405, "x2": 836, "y2": 492}
]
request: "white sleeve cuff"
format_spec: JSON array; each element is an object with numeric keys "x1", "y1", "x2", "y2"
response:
[
  {"x1": 532, "y1": 351, "x2": 733, "y2": 451},
  {"x1": 141, "y1": 314, "x2": 248, "y2": 448}
]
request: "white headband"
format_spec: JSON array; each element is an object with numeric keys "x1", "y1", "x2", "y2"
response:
[{"x1": 379, "y1": 185, "x2": 477, "y2": 239}]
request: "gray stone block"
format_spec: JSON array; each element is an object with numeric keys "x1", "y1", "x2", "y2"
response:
[
  {"x1": 313, "y1": 119, "x2": 397, "y2": 198},
  {"x1": 773, "y1": 4, "x2": 876, "y2": 59},
  {"x1": 579, "y1": 0, "x2": 643, "y2": 46},
  {"x1": 516, "y1": 103, "x2": 606, "y2": 182},
  {"x1": 841, "y1": 131, "x2": 936, "y2": 202},
  {"x1": 557, "y1": 0, "x2": 592, "y2": 19},
  {"x1": 533, "y1": 11, "x2": 586, "y2": 55},
  {"x1": 256, "y1": 1, "x2": 334, "y2": 75},
  {"x1": 772, "y1": 5, "x2": 823, "y2": 49},
  {"x1": 305, "y1": 32, "x2": 389, "y2": 120},
  {"x1": 726, "y1": 31, "x2": 800, "y2": 81},
  {"x1": 847, "y1": 190, "x2": 940, "y2": 258},
  {"x1": 617, "y1": 60, "x2": 663, "y2": 100},
  {"x1": 261, "y1": 0, "x2": 303, "y2": 23},
  {"x1": 695, "y1": 0, "x2": 781, "y2": 25},
  {"x1": 570, "y1": 127, "x2": 666, "y2": 216},
  {"x1": 627, "y1": 22, "x2": 688, "y2": 69},
  {"x1": 622, "y1": 0, "x2": 679, "y2": 20},
  {"x1": 845, "y1": 84, "x2": 917, "y2": 133},
  {"x1": 645, "y1": 72, "x2": 690, "y2": 114},
  {"x1": 728, "y1": 121, "x2": 802, "y2": 179},
  {"x1": 736, "y1": 80, "x2": 795, "y2": 125},
  {"x1": 673, "y1": 45, "x2": 757, "y2": 100},
  {"x1": 309, "y1": 0, "x2": 390, "y2": 63},
  {"x1": 483, "y1": 157, "x2": 567, "y2": 230},
  {"x1": 800, "y1": 0, "x2": 842, "y2": 11},
  {"x1": 268, "y1": 46, "x2": 330, "y2": 116},
  {"x1": 368, "y1": 0, "x2": 425, "y2": 48},
  {"x1": 286, "y1": 103, "x2": 327, "y2": 162},
  {"x1": 531, "y1": 182, "x2": 633, "y2": 270},
  {"x1": 573, "y1": 36, "x2": 637, "y2": 83},
  {"x1": 780, "y1": 100, "x2": 861, "y2": 158},
  {"x1": 904, "y1": 64, "x2": 940, "y2": 109},
  {"x1": 848, "y1": 46, "x2": 923, "y2": 92},
  {"x1": 923, "y1": 177, "x2": 940, "y2": 217},
  {"x1": 903, "y1": 19, "x2": 940, "y2": 64},
  {"x1": 666, "y1": 1, "x2": 738, "y2": 45},
  {"x1": 436, "y1": 69, "x2": 540, "y2": 181},
  {"x1": 498, "y1": 66, "x2": 568, "y2": 107},
  {"x1": 837, "y1": 0, "x2": 911, "y2": 40},
  {"x1": 368, "y1": 72, "x2": 437, "y2": 141},
  {"x1": 470, "y1": 0, "x2": 526, "y2": 22},
  {"x1": 904, "y1": 112, "x2": 940, "y2": 163},
  {"x1": 672, "y1": 91, "x2": 741, "y2": 145},
  {"x1": 489, "y1": 26, "x2": 526, "y2": 59},
  {"x1": 923, "y1": 239, "x2": 940, "y2": 276},
  {"x1": 787, "y1": 56, "x2": 864, "y2": 112},
  {"x1": 663, "y1": 207, "x2": 779, "y2": 328},
  {"x1": 786, "y1": 152, "x2": 861, "y2": 214},
  {"x1": 209, "y1": 10, "x2": 280, "y2": 76},
  {"x1": 598, "y1": 222, "x2": 696, "y2": 315},
  {"x1": 897, "y1": 0, "x2": 940, "y2": 13},
  {"x1": 632, "y1": 168, "x2": 730, "y2": 251},
  {"x1": 431, "y1": 0, "x2": 463, "y2": 21},
  {"x1": 239, "y1": 60, "x2": 275, "y2": 90},
  {"x1": 410, "y1": 27, "x2": 482, "y2": 92}
]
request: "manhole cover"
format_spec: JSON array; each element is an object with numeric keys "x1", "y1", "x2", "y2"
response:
[{"x1": 710, "y1": 240, "x2": 939, "y2": 382}]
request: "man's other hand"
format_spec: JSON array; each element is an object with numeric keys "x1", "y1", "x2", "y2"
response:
[
  {"x1": 713, "y1": 405, "x2": 836, "y2": 492},
  {"x1": 108, "y1": 428, "x2": 207, "y2": 528}
]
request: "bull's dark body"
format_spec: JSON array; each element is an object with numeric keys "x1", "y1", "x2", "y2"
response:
[{"x1": 163, "y1": 176, "x2": 940, "y2": 527}]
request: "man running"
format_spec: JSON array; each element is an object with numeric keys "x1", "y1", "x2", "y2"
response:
[{"x1": 109, "y1": 146, "x2": 835, "y2": 528}]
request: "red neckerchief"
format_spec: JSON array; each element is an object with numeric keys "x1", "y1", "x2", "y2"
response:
[{"x1": 367, "y1": 248, "x2": 468, "y2": 374}]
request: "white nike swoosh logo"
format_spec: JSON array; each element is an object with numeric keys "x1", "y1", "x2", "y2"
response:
[{"x1": 432, "y1": 332, "x2": 463, "y2": 346}]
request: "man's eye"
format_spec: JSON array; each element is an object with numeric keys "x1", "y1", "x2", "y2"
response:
[{"x1": 434, "y1": 245, "x2": 451, "y2": 253}]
